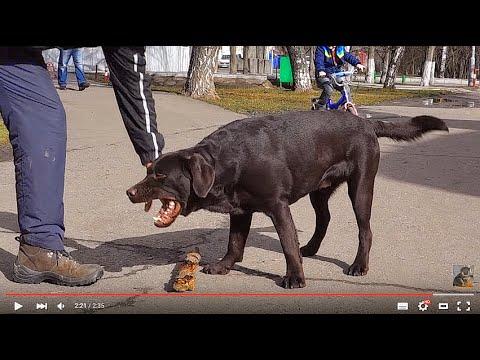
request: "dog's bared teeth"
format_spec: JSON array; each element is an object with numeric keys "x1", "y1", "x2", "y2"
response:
[
  {"x1": 152, "y1": 201, "x2": 180, "y2": 228},
  {"x1": 153, "y1": 210, "x2": 164, "y2": 223}
]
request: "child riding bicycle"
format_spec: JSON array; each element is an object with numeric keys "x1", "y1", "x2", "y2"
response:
[{"x1": 314, "y1": 46, "x2": 365, "y2": 109}]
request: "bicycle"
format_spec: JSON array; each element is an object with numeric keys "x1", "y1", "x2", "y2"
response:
[{"x1": 311, "y1": 70, "x2": 358, "y2": 116}]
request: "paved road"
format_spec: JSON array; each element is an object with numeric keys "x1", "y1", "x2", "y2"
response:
[{"x1": 1, "y1": 86, "x2": 479, "y2": 314}]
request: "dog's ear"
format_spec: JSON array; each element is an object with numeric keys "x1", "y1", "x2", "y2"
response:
[{"x1": 186, "y1": 153, "x2": 215, "y2": 198}]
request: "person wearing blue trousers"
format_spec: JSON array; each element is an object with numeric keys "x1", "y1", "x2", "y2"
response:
[
  {"x1": 57, "y1": 48, "x2": 90, "y2": 91},
  {"x1": 0, "y1": 46, "x2": 164, "y2": 286}
]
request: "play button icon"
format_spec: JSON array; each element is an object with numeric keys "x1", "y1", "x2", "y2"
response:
[{"x1": 14, "y1": 302, "x2": 23, "y2": 311}]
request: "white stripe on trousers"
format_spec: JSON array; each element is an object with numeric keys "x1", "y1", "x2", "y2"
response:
[{"x1": 133, "y1": 53, "x2": 159, "y2": 159}]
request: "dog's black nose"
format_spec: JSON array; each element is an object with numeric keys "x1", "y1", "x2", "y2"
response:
[{"x1": 126, "y1": 188, "x2": 137, "y2": 198}]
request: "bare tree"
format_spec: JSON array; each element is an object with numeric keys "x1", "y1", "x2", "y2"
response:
[
  {"x1": 384, "y1": 46, "x2": 405, "y2": 88},
  {"x1": 256, "y1": 46, "x2": 262, "y2": 74},
  {"x1": 437, "y1": 46, "x2": 476, "y2": 79},
  {"x1": 439, "y1": 46, "x2": 448, "y2": 78},
  {"x1": 366, "y1": 46, "x2": 375, "y2": 83},
  {"x1": 184, "y1": 46, "x2": 220, "y2": 99},
  {"x1": 309, "y1": 46, "x2": 316, "y2": 79},
  {"x1": 376, "y1": 46, "x2": 479, "y2": 80},
  {"x1": 245, "y1": 46, "x2": 257, "y2": 74},
  {"x1": 286, "y1": 46, "x2": 312, "y2": 91},
  {"x1": 230, "y1": 46, "x2": 237, "y2": 74},
  {"x1": 430, "y1": 60, "x2": 436, "y2": 85},
  {"x1": 243, "y1": 46, "x2": 250, "y2": 74},
  {"x1": 468, "y1": 46, "x2": 476, "y2": 86},
  {"x1": 399, "y1": 46, "x2": 424, "y2": 76},
  {"x1": 420, "y1": 46, "x2": 435, "y2": 86},
  {"x1": 380, "y1": 46, "x2": 390, "y2": 84}
]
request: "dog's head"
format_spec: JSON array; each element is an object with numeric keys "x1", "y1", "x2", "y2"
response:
[{"x1": 126, "y1": 152, "x2": 215, "y2": 228}]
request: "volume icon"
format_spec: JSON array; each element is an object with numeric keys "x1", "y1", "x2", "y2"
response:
[{"x1": 57, "y1": 303, "x2": 65, "y2": 311}]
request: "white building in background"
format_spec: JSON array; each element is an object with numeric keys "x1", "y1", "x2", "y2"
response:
[
  {"x1": 145, "y1": 46, "x2": 191, "y2": 72},
  {"x1": 42, "y1": 46, "x2": 192, "y2": 73},
  {"x1": 42, "y1": 46, "x2": 274, "y2": 73}
]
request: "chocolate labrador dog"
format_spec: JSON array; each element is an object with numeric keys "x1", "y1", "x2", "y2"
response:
[{"x1": 126, "y1": 110, "x2": 448, "y2": 288}]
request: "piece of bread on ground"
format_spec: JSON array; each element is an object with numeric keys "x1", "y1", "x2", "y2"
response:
[{"x1": 173, "y1": 249, "x2": 201, "y2": 292}]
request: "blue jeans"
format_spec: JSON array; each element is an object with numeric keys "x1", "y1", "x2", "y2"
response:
[
  {"x1": 0, "y1": 47, "x2": 66, "y2": 251},
  {"x1": 57, "y1": 48, "x2": 88, "y2": 87}
]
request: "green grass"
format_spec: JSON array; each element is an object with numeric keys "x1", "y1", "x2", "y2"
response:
[
  {"x1": 0, "y1": 119, "x2": 8, "y2": 145},
  {"x1": 0, "y1": 84, "x2": 445, "y2": 146},
  {"x1": 152, "y1": 84, "x2": 446, "y2": 115}
]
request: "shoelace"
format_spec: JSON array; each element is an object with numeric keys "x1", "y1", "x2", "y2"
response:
[
  {"x1": 15, "y1": 236, "x2": 78, "y2": 269},
  {"x1": 54, "y1": 250, "x2": 79, "y2": 268}
]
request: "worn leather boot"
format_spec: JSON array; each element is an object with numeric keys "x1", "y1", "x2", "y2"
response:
[{"x1": 13, "y1": 240, "x2": 103, "y2": 286}]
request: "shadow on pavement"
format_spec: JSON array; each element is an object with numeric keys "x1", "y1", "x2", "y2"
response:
[
  {"x1": 361, "y1": 112, "x2": 480, "y2": 197},
  {"x1": 0, "y1": 211, "x2": 349, "y2": 286},
  {"x1": 0, "y1": 248, "x2": 15, "y2": 281},
  {"x1": 1, "y1": 211, "x2": 476, "y2": 293}
]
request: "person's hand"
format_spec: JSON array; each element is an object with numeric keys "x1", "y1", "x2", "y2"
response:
[
  {"x1": 145, "y1": 162, "x2": 153, "y2": 211},
  {"x1": 356, "y1": 64, "x2": 366, "y2": 72},
  {"x1": 318, "y1": 71, "x2": 326, "y2": 77},
  {"x1": 146, "y1": 161, "x2": 153, "y2": 174}
]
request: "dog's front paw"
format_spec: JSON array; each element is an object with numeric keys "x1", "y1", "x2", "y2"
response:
[
  {"x1": 281, "y1": 274, "x2": 306, "y2": 289},
  {"x1": 202, "y1": 262, "x2": 231, "y2": 275},
  {"x1": 346, "y1": 262, "x2": 368, "y2": 276}
]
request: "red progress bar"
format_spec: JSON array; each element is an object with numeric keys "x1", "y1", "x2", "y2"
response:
[{"x1": 5, "y1": 293, "x2": 433, "y2": 297}]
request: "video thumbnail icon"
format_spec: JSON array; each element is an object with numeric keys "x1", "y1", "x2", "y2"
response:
[{"x1": 453, "y1": 265, "x2": 474, "y2": 288}]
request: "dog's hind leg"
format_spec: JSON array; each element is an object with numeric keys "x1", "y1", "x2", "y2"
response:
[
  {"x1": 301, "y1": 188, "x2": 335, "y2": 257},
  {"x1": 346, "y1": 163, "x2": 378, "y2": 276},
  {"x1": 202, "y1": 212, "x2": 252, "y2": 275}
]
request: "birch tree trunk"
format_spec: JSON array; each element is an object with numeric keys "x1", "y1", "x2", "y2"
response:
[
  {"x1": 468, "y1": 46, "x2": 476, "y2": 86},
  {"x1": 420, "y1": 46, "x2": 435, "y2": 86},
  {"x1": 366, "y1": 46, "x2": 375, "y2": 83},
  {"x1": 430, "y1": 61, "x2": 436, "y2": 85},
  {"x1": 309, "y1": 46, "x2": 316, "y2": 79},
  {"x1": 286, "y1": 46, "x2": 312, "y2": 91},
  {"x1": 384, "y1": 46, "x2": 405, "y2": 88},
  {"x1": 229, "y1": 46, "x2": 237, "y2": 74},
  {"x1": 380, "y1": 47, "x2": 390, "y2": 84},
  {"x1": 451, "y1": 49, "x2": 456, "y2": 78},
  {"x1": 439, "y1": 46, "x2": 448, "y2": 78},
  {"x1": 184, "y1": 46, "x2": 220, "y2": 99}
]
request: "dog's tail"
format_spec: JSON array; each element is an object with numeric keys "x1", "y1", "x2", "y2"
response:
[{"x1": 371, "y1": 115, "x2": 448, "y2": 141}]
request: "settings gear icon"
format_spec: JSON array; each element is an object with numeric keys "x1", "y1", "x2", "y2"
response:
[{"x1": 418, "y1": 299, "x2": 431, "y2": 311}]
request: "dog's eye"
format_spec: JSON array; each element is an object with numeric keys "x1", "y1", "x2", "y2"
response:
[{"x1": 154, "y1": 173, "x2": 167, "y2": 180}]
